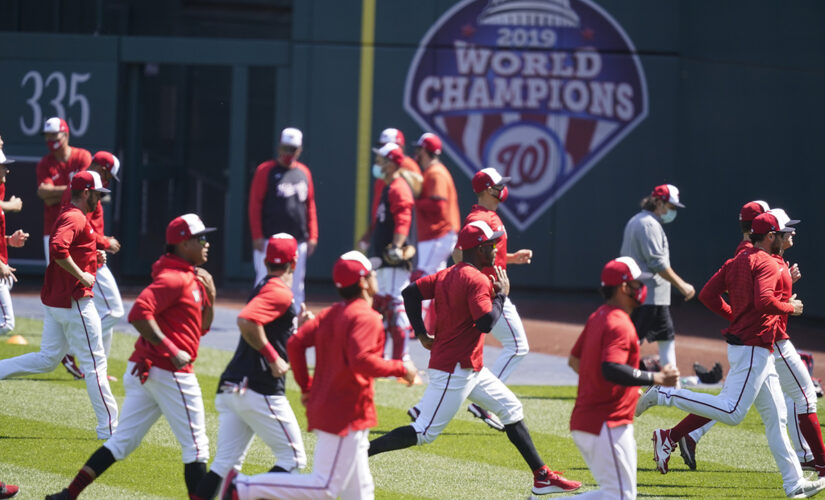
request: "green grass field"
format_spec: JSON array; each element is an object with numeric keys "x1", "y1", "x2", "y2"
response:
[{"x1": 0, "y1": 318, "x2": 817, "y2": 499}]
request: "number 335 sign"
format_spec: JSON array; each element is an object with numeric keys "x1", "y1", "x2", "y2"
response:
[{"x1": 0, "y1": 61, "x2": 117, "y2": 147}]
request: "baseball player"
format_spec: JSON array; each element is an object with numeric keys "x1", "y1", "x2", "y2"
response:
[
  {"x1": 635, "y1": 210, "x2": 825, "y2": 498},
  {"x1": 363, "y1": 143, "x2": 417, "y2": 362},
  {"x1": 45, "y1": 213, "x2": 216, "y2": 500},
  {"x1": 0, "y1": 142, "x2": 30, "y2": 336},
  {"x1": 368, "y1": 221, "x2": 581, "y2": 497},
  {"x1": 569, "y1": 257, "x2": 680, "y2": 499},
  {"x1": 0, "y1": 171, "x2": 117, "y2": 437},
  {"x1": 193, "y1": 233, "x2": 309, "y2": 500},
  {"x1": 220, "y1": 251, "x2": 417, "y2": 500},
  {"x1": 620, "y1": 184, "x2": 694, "y2": 370},
  {"x1": 656, "y1": 206, "x2": 825, "y2": 477},
  {"x1": 407, "y1": 168, "x2": 532, "y2": 430},
  {"x1": 248, "y1": 127, "x2": 318, "y2": 307},
  {"x1": 60, "y1": 152, "x2": 124, "y2": 380},
  {"x1": 366, "y1": 128, "x2": 422, "y2": 230}
]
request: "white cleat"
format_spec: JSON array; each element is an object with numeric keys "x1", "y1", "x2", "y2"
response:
[
  {"x1": 635, "y1": 386, "x2": 660, "y2": 417},
  {"x1": 788, "y1": 478, "x2": 825, "y2": 498}
]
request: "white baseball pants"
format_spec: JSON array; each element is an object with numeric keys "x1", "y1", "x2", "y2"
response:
[
  {"x1": 93, "y1": 263, "x2": 124, "y2": 358},
  {"x1": 0, "y1": 299, "x2": 118, "y2": 438},
  {"x1": 376, "y1": 266, "x2": 411, "y2": 358},
  {"x1": 489, "y1": 297, "x2": 529, "y2": 382},
  {"x1": 43, "y1": 235, "x2": 50, "y2": 264},
  {"x1": 254, "y1": 240, "x2": 307, "y2": 306},
  {"x1": 413, "y1": 364, "x2": 523, "y2": 444},
  {"x1": 234, "y1": 428, "x2": 374, "y2": 500},
  {"x1": 210, "y1": 389, "x2": 306, "y2": 477},
  {"x1": 656, "y1": 345, "x2": 804, "y2": 495},
  {"x1": 573, "y1": 423, "x2": 637, "y2": 500},
  {"x1": 105, "y1": 361, "x2": 209, "y2": 464},
  {"x1": 416, "y1": 231, "x2": 457, "y2": 276},
  {"x1": 0, "y1": 278, "x2": 15, "y2": 334}
]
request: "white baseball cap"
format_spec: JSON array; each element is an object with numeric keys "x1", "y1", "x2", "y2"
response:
[
  {"x1": 42, "y1": 117, "x2": 69, "y2": 135},
  {"x1": 280, "y1": 128, "x2": 303, "y2": 148},
  {"x1": 377, "y1": 128, "x2": 405, "y2": 147}
]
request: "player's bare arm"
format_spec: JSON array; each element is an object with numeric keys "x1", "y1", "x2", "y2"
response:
[
  {"x1": 131, "y1": 318, "x2": 192, "y2": 369},
  {"x1": 37, "y1": 183, "x2": 66, "y2": 205},
  {"x1": 106, "y1": 236, "x2": 121, "y2": 254},
  {"x1": 568, "y1": 355, "x2": 580, "y2": 374},
  {"x1": 789, "y1": 293, "x2": 804, "y2": 316},
  {"x1": 0, "y1": 261, "x2": 16, "y2": 282},
  {"x1": 55, "y1": 256, "x2": 95, "y2": 288},
  {"x1": 238, "y1": 317, "x2": 290, "y2": 377},
  {"x1": 789, "y1": 262, "x2": 801, "y2": 283},
  {"x1": 507, "y1": 249, "x2": 533, "y2": 265},
  {"x1": 657, "y1": 267, "x2": 695, "y2": 300},
  {"x1": 7, "y1": 230, "x2": 29, "y2": 248},
  {"x1": 0, "y1": 196, "x2": 22, "y2": 213},
  {"x1": 492, "y1": 265, "x2": 510, "y2": 296},
  {"x1": 298, "y1": 303, "x2": 314, "y2": 327}
]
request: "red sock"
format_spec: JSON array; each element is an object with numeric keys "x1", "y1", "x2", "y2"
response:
[
  {"x1": 798, "y1": 412, "x2": 825, "y2": 465},
  {"x1": 68, "y1": 469, "x2": 94, "y2": 499},
  {"x1": 670, "y1": 414, "x2": 712, "y2": 442}
]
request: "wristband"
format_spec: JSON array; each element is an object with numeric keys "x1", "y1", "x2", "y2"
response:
[
  {"x1": 158, "y1": 336, "x2": 180, "y2": 357},
  {"x1": 260, "y1": 342, "x2": 278, "y2": 363}
]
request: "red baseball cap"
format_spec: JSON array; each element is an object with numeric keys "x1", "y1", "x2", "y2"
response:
[
  {"x1": 42, "y1": 117, "x2": 69, "y2": 135},
  {"x1": 377, "y1": 128, "x2": 405, "y2": 148},
  {"x1": 651, "y1": 184, "x2": 685, "y2": 208},
  {"x1": 416, "y1": 133, "x2": 442, "y2": 155},
  {"x1": 739, "y1": 200, "x2": 769, "y2": 222},
  {"x1": 751, "y1": 208, "x2": 799, "y2": 235},
  {"x1": 92, "y1": 151, "x2": 121, "y2": 181},
  {"x1": 266, "y1": 233, "x2": 298, "y2": 264},
  {"x1": 457, "y1": 220, "x2": 504, "y2": 251},
  {"x1": 332, "y1": 250, "x2": 373, "y2": 288},
  {"x1": 70, "y1": 171, "x2": 110, "y2": 193},
  {"x1": 166, "y1": 213, "x2": 217, "y2": 245},
  {"x1": 371, "y1": 143, "x2": 404, "y2": 165},
  {"x1": 472, "y1": 168, "x2": 510, "y2": 193},
  {"x1": 601, "y1": 257, "x2": 650, "y2": 286}
]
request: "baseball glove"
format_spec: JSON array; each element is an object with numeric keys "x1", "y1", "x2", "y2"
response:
[
  {"x1": 693, "y1": 362, "x2": 723, "y2": 384},
  {"x1": 382, "y1": 244, "x2": 416, "y2": 267}
]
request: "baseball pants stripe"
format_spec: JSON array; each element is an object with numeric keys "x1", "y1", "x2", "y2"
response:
[
  {"x1": 105, "y1": 362, "x2": 209, "y2": 463},
  {"x1": 0, "y1": 279, "x2": 15, "y2": 334},
  {"x1": 573, "y1": 423, "x2": 637, "y2": 500},
  {"x1": 210, "y1": 390, "x2": 307, "y2": 477},
  {"x1": 235, "y1": 429, "x2": 374, "y2": 500},
  {"x1": 490, "y1": 297, "x2": 529, "y2": 382},
  {"x1": 412, "y1": 365, "x2": 523, "y2": 445},
  {"x1": 254, "y1": 241, "x2": 308, "y2": 307},
  {"x1": 76, "y1": 300, "x2": 116, "y2": 437},
  {"x1": 775, "y1": 339, "x2": 817, "y2": 462}
]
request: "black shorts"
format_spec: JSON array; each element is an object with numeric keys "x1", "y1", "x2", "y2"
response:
[{"x1": 631, "y1": 305, "x2": 675, "y2": 343}]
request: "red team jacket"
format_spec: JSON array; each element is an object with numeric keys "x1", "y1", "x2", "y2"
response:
[
  {"x1": 36, "y1": 147, "x2": 92, "y2": 235},
  {"x1": 570, "y1": 305, "x2": 640, "y2": 434},
  {"x1": 60, "y1": 182, "x2": 110, "y2": 250},
  {"x1": 416, "y1": 162, "x2": 460, "y2": 242},
  {"x1": 127, "y1": 254, "x2": 211, "y2": 373},
  {"x1": 464, "y1": 204, "x2": 507, "y2": 280},
  {"x1": 415, "y1": 262, "x2": 495, "y2": 372},
  {"x1": 41, "y1": 205, "x2": 98, "y2": 308},
  {"x1": 287, "y1": 298, "x2": 406, "y2": 436}
]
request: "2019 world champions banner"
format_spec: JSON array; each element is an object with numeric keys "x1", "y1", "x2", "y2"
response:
[{"x1": 404, "y1": 0, "x2": 648, "y2": 231}]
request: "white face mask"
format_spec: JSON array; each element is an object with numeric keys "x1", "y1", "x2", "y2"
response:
[
  {"x1": 661, "y1": 208, "x2": 677, "y2": 224},
  {"x1": 371, "y1": 164, "x2": 383, "y2": 179}
]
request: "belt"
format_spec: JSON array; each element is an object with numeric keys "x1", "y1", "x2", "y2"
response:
[{"x1": 219, "y1": 376, "x2": 248, "y2": 395}]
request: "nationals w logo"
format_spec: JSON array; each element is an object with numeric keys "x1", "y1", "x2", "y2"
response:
[{"x1": 404, "y1": 0, "x2": 648, "y2": 230}]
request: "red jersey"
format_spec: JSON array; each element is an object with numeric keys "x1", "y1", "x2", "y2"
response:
[
  {"x1": 416, "y1": 263, "x2": 494, "y2": 372},
  {"x1": 127, "y1": 254, "x2": 211, "y2": 373},
  {"x1": 287, "y1": 298, "x2": 406, "y2": 436},
  {"x1": 773, "y1": 255, "x2": 793, "y2": 342},
  {"x1": 464, "y1": 204, "x2": 507, "y2": 279},
  {"x1": 416, "y1": 162, "x2": 460, "y2": 241},
  {"x1": 248, "y1": 160, "x2": 318, "y2": 242},
  {"x1": 699, "y1": 247, "x2": 794, "y2": 350},
  {"x1": 36, "y1": 147, "x2": 91, "y2": 235},
  {"x1": 41, "y1": 205, "x2": 98, "y2": 308},
  {"x1": 570, "y1": 305, "x2": 640, "y2": 434},
  {"x1": 734, "y1": 240, "x2": 752, "y2": 256},
  {"x1": 0, "y1": 184, "x2": 7, "y2": 264},
  {"x1": 371, "y1": 155, "x2": 421, "y2": 222},
  {"x1": 60, "y1": 183, "x2": 109, "y2": 250}
]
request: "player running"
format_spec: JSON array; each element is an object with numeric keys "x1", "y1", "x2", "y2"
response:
[
  {"x1": 368, "y1": 221, "x2": 581, "y2": 497},
  {"x1": 0, "y1": 141, "x2": 29, "y2": 336}
]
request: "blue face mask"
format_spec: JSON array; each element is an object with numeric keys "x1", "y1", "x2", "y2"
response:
[
  {"x1": 371, "y1": 164, "x2": 383, "y2": 179},
  {"x1": 660, "y1": 208, "x2": 677, "y2": 224}
]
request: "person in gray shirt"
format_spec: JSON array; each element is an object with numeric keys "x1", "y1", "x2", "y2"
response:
[{"x1": 620, "y1": 184, "x2": 695, "y2": 371}]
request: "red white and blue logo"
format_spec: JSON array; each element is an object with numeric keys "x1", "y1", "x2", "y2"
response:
[{"x1": 405, "y1": 0, "x2": 648, "y2": 230}]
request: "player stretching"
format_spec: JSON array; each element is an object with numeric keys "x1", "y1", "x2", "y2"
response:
[
  {"x1": 635, "y1": 210, "x2": 825, "y2": 498},
  {"x1": 0, "y1": 171, "x2": 117, "y2": 439},
  {"x1": 368, "y1": 221, "x2": 581, "y2": 497},
  {"x1": 46, "y1": 214, "x2": 216, "y2": 500},
  {"x1": 0, "y1": 141, "x2": 29, "y2": 336},
  {"x1": 193, "y1": 233, "x2": 309, "y2": 499},
  {"x1": 220, "y1": 251, "x2": 417, "y2": 500},
  {"x1": 569, "y1": 257, "x2": 679, "y2": 499}
]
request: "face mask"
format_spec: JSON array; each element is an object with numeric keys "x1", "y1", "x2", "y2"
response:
[
  {"x1": 47, "y1": 139, "x2": 61, "y2": 151},
  {"x1": 660, "y1": 208, "x2": 677, "y2": 224},
  {"x1": 496, "y1": 186, "x2": 509, "y2": 202},
  {"x1": 279, "y1": 154, "x2": 295, "y2": 166},
  {"x1": 629, "y1": 283, "x2": 648, "y2": 304},
  {"x1": 372, "y1": 164, "x2": 383, "y2": 179}
]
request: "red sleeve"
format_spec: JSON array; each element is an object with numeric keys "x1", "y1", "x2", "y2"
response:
[
  {"x1": 416, "y1": 197, "x2": 447, "y2": 220},
  {"x1": 287, "y1": 308, "x2": 325, "y2": 393},
  {"x1": 347, "y1": 312, "x2": 406, "y2": 378},
  {"x1": 415, "y1": 272, "x2": 438, "y2": 300},
  {"x1": 754, "y1": 260, "x2": 795, "y2": 315},
  {"x1": 49, "y1": 211, "x2": 83, "y2": 260},
  {"x1": 388, "y1": 180, "x2": 413, "y2": 237},
  {"x1": 248, "y1": 162, "x2": 272, "y2": 240},
  {"x1": 298, "y1": 163, "x2": 318, "y2": 242},
  {"x1": 36, "y1": 158, "x2": 53, "y2": 186},
  {"x1": 699, "y1": 263, "x2": 733, "y2": 321},
  {"x1": 602, "y1": 317, "x2": 633, "y2": 364},
  {"x1": 238, "y1": 283, "x2": 292, "y2": 324},
  {"x1": 127, "y1": 273, "x2": 185, "y2": 322},
  {"x1": 467, "y1": 272, "x2": 494, "y2": 321}
]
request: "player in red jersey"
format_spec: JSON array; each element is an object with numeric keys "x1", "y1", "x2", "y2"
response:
[
  {"x1": 220, "y1": 251, "x2": 416, "y2": 500},
  {"x1": 368, "y1": 221, "x2": 581, "y2": 497},
  {"x1": 46, "y1": 213, "x2": 217, "y2": 500},
  {"x1": 569, "y1": 257, "x2": 679, "y2": 499},
  {"x1": 0, "y1": 171, "x2": 117, "y2": 438},
  {"x1": 0, "y1": 140, "x2": 30, "y2": 337}
]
